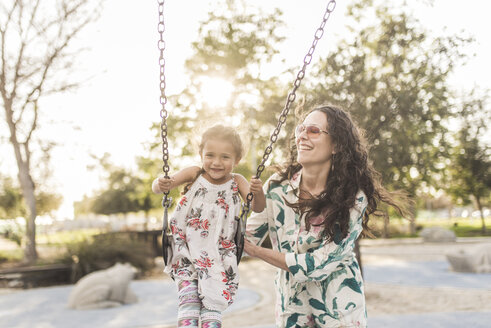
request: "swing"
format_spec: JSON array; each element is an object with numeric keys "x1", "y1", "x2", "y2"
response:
[{"x1": 157, "y1": 0, "x2": 337, "y2": 266}]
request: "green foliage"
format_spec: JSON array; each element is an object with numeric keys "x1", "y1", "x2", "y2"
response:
[
  {"x1": 63, "y1": 233, "x2": 154, "y2": 282},
  {"x1": 450, "y1": 222, "x2": 491, "y2": 237},
  {"x1": 0, "y1": 175, "x2": 63, "y2": 219},
  {"x1": 0, "y1": 249, "x2": 24, "y2": 264},
  {"x1": 78, "y1": 154, "x2": 152, "y2": 216},
  {"x1": 35, "y1": 191, "x2": 63, "y2": 216},
  {"x1": 37, "y1": 229, "x2": 101, "y2": 245},
  {"x1": 446, "y1": 93, "x2": 490, "y2": 231},
  {"x1": 0, "y1": 177, "x2": 26, "y2": 219},
  {"x1": 446, "y1": 94, "x2": 490, "y2": 203},
  {"x1": 0, "y1": 220, "x2": 25, "y2": 246},
  {"x1": 306, "y1": 0, "x2": 472, "y2": 201},
  {"x1": 369, "y1": 217, "x2": 491, "y2": 238},
  {"x1": 90, "y1": 167, "x2": 141, "y2": 215}
]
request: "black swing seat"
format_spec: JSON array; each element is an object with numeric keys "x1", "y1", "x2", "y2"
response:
[
  {"x1": 161, "y1": 196, "x2": 174, "y2": 267},
  {"x1": 234, "y1": 213, "x2": 246, "y2": 264}
]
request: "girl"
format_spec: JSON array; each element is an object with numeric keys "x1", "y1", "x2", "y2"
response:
[
  {"x1": 152, "y1": 124, "x2": 265, "y2": 328},
  {"x1": 244, "y1": 105, "x2": 407, "y2": 327}
]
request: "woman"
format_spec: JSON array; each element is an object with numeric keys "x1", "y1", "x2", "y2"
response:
[{"x1": 244, "y1": 105, "x2": 405, "y2": 327}]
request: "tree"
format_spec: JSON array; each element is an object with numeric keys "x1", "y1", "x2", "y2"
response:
[
  {"x1": 304, "y1": 0, "x2": 472, "y2": 234},
  {"x1": 0, "y1": 0, "x2": 104, "y2": 262},
  {"x1": 447, "y1": 93, "x2": 490, "y2": 233},
  {"x1": 0, "y1": 175, "x2": 62, "y2": 219},
  {"x1": 88, "y1": 155, "x2": 140, "y2": 217},
  {"x1": 166, "y1": 1, "x2": 289, "y2": 174}
]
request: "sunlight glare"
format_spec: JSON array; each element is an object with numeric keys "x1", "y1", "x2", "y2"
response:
[{"x1": 200, "y1": 77, "x2": 234, "y2": 108}]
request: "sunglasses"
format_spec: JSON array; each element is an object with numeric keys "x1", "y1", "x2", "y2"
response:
[{"x1": 295, "y1": 124, "x2": 329, "y2": 139}]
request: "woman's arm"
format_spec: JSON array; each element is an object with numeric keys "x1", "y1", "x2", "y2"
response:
[
  {"x1": 152, "y1": 166, "x2": 201, "y2": 194},
  {"x1": 244, "y1": 239, "x2": 289, "y2": 271},
  {"x1": 234, "y1": 174, "x2": 266, "y2": 212}
]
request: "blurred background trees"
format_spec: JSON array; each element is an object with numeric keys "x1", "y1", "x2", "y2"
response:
[
  {"x1": 446, "y1": 93, "x2": 491, "y2": 233},
  {"x1": 0, "y1": 0, "x2": 105, "y2": 262}
]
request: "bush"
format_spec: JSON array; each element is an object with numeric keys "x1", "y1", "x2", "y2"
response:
[
  {"x1": 0, "y1": 249, "x2": 23, "y2": 264},
  {"x1": 64, "y1": 233, "x2": 155, "y2": 282},
  {"x1": 0, "y1": 221, "x2": 24, "y2": 246}
]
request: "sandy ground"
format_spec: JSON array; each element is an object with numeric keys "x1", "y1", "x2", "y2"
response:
[
  {"x1": 218, "y1": 238, "x2": 491, "y2": 327},
  {"x1": 362, "y1": 238, "x2": 491, "y2": 317}
]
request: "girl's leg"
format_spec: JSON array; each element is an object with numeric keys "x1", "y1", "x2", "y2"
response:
[
  {"x1": 200, "y1": 306, "x2": 222, "y2": 328},
  {"x1": 177, "y1": 280, "x2": 200, "y2": 328}
]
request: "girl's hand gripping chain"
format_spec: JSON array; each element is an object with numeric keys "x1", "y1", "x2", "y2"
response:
[
  {"x1": 157, "y1": 177, "x2": 174, "y2": 193},
  {"x1": 152, "y1": 176, "x2": 176, "y2": 194},
  {"x1": 249, "y1": 176, "x2": 266, "y2": 213}
]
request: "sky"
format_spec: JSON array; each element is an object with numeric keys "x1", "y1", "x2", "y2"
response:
[{"x1": 1, "y1": 0, "x2": 490, "y2": 219}]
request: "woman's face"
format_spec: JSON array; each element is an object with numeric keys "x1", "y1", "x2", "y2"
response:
[{"x1": 296, "y1": 110, "x2": 336, "y2": 169}]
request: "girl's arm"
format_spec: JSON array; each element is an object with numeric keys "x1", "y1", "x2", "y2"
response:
[
  {"x1": 152, "y1": 166, "x2": 201, "y2": 194},
  {"x1": 234, "y1": 174, "x2": 266, "y2": 212}
]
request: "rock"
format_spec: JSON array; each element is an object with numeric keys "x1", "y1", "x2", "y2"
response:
[
  {"x1": 419, "y1": 227, "x2": 456, "y2": 243},
  {"x1": 67, "y1": 263, "x2": 139, "y2": 310},
  {"x1": 446, "y1": 244, "x2": 491, "y2": 273}
]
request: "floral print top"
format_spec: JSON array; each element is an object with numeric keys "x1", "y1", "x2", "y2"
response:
[
  {"x1": 246, "y1": 171, "x2": 368, "y2": 327},
  {"x1": 164, "y1": 174, "x2": 241, "y2": 311}
]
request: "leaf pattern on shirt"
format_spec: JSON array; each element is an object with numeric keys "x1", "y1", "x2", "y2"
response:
[{"x1": 245, "y1": 172, "x2": 368, "y2": 327}]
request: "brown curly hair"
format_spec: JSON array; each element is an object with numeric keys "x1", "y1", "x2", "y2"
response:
[{"x1": 274, "y1": 105, "x2": 407, "y2": 241}]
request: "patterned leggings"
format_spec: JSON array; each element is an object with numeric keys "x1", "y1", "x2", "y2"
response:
[{"x1": 177, "y1": 280, "x2": 222, "y2": 328}]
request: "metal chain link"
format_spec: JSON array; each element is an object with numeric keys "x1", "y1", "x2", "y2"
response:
[
  {"x1": 157, "y1": 0, "x2": 171, "y2": 207},
  {"x1": 242, "y1": 0, "x2": 337, "y2": 212},
  {"x1": 255, "y1": 0, "x2": 336, "y2": 180}
]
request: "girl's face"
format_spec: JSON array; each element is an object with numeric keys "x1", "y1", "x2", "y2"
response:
[
  {"x1": 201, "y1": 138, "x2": 239, "y2": 184},
  {"x1": 296, "y1": 110, "x2": 336, "y2": 169}
]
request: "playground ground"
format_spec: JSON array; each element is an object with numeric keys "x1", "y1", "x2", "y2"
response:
[{"x1": 1, "y1": 237, "x2": 491, "y2": 328}]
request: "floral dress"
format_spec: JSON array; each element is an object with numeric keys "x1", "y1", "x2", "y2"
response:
[
  {"x1": 246, "y1": 171, "x2": 368, "y2": 328},
  {"x1": 164, "y1": 174, "x2": 241, "y2": 311}
]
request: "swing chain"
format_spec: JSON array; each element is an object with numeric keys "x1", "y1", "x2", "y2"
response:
[
  {"x1": 254, "y1": 0, "x2": 336, "y2": 181},
  {"x1": 238, "y1": 0, "x2": 336, "y2": 223},
  {"x1": 158, "y1": 0, "x2": 171, "y2": 206}
]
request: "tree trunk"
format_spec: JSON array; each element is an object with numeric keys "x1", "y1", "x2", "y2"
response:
[
  {"x1": 475, "y1": 196, "x2": 486, "y2": 234},
  {"x1": 144, "y1": 210, "x2": 149, "y2": 231},
  {"x1": 19, "y1": 168, "x2": 38, "y2": 262},
  {"x1": 11, "y1": 142, "x2": 38, "y2": 263},
  {"x1": 382, "y1": 212, "x2": 390, "y2": 238}
]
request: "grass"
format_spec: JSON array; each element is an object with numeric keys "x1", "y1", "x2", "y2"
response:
[
  {"x1": 370, "y1": 217, "x2": 491, "y2": 238},
  {"x1": 36, "y1": 228, "x2": 102, "y2": 245},
  {"x1": 417, "y1": 217, "x2": 491, "y2": 237},
  {"x1": 0, "y1": 249, "x2": 24, "y2": 264}
]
